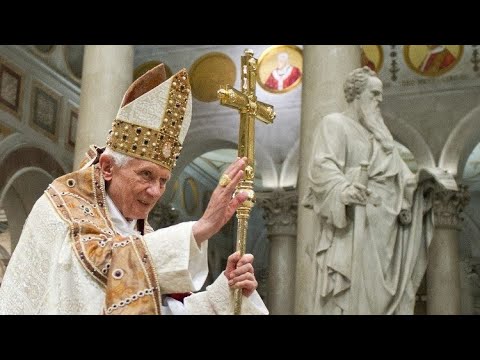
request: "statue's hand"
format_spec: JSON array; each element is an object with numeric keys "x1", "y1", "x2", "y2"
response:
[
  {"x1": 398, "y1": 209, "x2": 412, "y2": 225},
  {"x1": 341, "y1": 182, "x2": 371, "y2": 206}
]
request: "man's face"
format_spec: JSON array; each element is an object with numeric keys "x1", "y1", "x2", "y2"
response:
[
  {"x1": 356, "y1": 75, "x2": 393, "y2": 151},
  {"x1": 359, "y1": 76, "x2": 383, "y2": 114},
  {"x1": 277, "y1": 54, "x2": 288, "y2": 69},
  {"x1": 104, "y1": 157, "x2": 171, "y2": 220}
]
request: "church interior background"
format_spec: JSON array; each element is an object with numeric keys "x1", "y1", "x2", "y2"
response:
[{"x1": 0, "y1": 45, "x2": 479, "y2": 314}]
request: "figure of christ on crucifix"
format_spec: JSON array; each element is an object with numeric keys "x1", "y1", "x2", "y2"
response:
[{"x1": 217, "y1": 49, "x2": 276, "y2": 314}]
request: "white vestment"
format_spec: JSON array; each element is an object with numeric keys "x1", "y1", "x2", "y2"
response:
[
  {"x1": 0, "y1": 193, "x2": 267, "y2": 315},
  {"x1": 303, "y1": 113, "x2": 433, "y2": 314}
]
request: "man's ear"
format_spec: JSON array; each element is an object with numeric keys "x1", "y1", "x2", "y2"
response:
[{"x1": 99, "y1": 154, "x2": 114, "y2": 181}]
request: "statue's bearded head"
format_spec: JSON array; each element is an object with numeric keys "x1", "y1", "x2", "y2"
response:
[{"x1": 344, "y1": 67, "x2": 394, "y2": 153}]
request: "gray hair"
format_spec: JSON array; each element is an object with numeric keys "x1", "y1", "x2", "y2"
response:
[
  {"x1": 277, "y1": 52, "x2": 289, "y2": 61},
  {"x1": 103, "y1": 147, "x2": 132, "y2": 168},
  {"x1": 343, "y1": 66, "x2": 377, "y2": 103}
]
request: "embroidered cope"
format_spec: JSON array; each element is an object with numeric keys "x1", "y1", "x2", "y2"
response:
[{"x1": 0, "y1": 164, "x2": 267, "y2": 315}]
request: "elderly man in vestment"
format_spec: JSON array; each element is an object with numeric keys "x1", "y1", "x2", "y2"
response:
[
  {"x1": 0, "y1": 65, "x2": 268, "y2": 315},
  {"x1": 264, "y1": 52, "x2": 302, "y2": 91},
  {"x1": 303, "y1": 67, "x2": 434, "y2": 314},
  {"x1": 418, "y1": 45, "x2": 456, "y2": 75}
]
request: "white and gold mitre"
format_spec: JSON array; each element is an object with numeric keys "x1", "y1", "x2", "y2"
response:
[{"x1": 106, "y1": 66, "x2": 192, "y2": 171}]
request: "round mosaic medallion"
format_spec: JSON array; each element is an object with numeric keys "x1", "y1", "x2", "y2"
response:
[
  {"x1": 257, "y1": 45, "x2": 303, "y2": 94},
  {"x1": 189, "y1": 52, "x2": 236, "y2": 102},
  {"x1": 361, "y1": 45, "x2": 384, "y2": 73},
  {"x1": 404, "y1": 45, "x2": 463, "y2": 77}
]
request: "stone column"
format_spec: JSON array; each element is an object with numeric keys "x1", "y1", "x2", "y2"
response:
[
  {"x1": 295, "y1": 45, "x2": 361, "y2": 314},
  {"x1": 73, "y1": 45, "x2": 134, "y2": 169},
  {"x1": 257, "y1": 190, "x2": 298, "y2": 314},
  {"x1": 427, "y1": 184, "x2": 470, "y2": 314}
]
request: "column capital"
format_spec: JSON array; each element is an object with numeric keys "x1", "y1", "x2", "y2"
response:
[
  {"x1": 433, "y1": 184, "x2": 470, "y2": 229},
  {"x1": 257, "y1": 189, "x2": 298, "y2": 236}
]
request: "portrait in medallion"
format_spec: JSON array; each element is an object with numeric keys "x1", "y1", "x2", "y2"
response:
[
  {"x1": 404, "y1": 45, "x2": 463, "y2": 77},
  {"x1": 257, "y1": 45, "x2": 303, "y2": 94},
  {"x1": 361, "y1": 45, "x2": 383, "y2": 73}
]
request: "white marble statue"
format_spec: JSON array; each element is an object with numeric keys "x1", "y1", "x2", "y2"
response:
[{"x1": 302, "y1": 66, "x2": 434, "y2": 314}]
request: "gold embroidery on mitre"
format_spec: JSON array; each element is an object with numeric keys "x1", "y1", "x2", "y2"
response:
[{"x1": 106, "y1": 70, "x2": 190, "y2": 171}]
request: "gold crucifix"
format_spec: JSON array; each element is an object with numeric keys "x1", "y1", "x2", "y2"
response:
[{"x1": 217, "y1": 49, "x2": 276, "y2": 314}]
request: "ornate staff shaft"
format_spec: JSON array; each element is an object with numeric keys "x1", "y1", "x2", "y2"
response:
[{"x1": 217, "y1": 49, "x2": 275, "y2": 314}]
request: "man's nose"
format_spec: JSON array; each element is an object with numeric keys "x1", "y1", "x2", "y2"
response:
[{"x1": 146, "y1": 183, "x2": 162, "y2": 198}]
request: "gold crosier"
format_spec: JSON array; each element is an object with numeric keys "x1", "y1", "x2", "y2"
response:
[{"x1": 217, "y1": 49, "x2": 276, "y2": 314}]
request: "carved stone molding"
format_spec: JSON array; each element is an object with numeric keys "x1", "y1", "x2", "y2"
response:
[
  {"x1": 433, "y1": 184, "x2": 470, "y2": 229},
  {"x1": 257, "y1": 189, "x2": 298, "y2": 236},
  {"x1": 148, "y1": 202, "x2": 180, "y2": 230}
]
